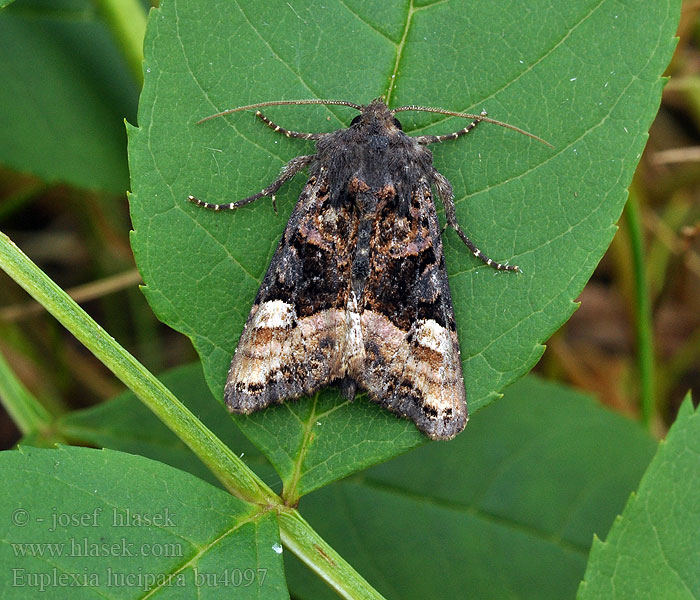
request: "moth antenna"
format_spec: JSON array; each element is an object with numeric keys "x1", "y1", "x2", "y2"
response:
[
  {"x1": 392, "y1": 105, "x2": 553, "y2": 148},
  {"x1": 196, "y1": 99, "x2": 363, "y2": 124}
]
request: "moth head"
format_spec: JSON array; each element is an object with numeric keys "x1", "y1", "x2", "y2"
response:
[{"x1": 349, "y1": 98, "x2": 403, "y2": 134}]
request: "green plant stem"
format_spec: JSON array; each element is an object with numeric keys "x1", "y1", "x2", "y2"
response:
[
  {"x1": 93, "y1": 0, "x2": 147, "y2": 86},
  {"x1": 625, "y1": 191, "x2": 655, "y2": 427},
  {"x1": 278, "y1": 508, "x2": 386, "y2": 600},
  {"x1": 0, "y1": 230, "x2": 386, "y2": 600},
  {"x1": 0, "y1": 348, "x2": 52, "y2": 435},
  {"x1": 0, "y1": 230, "x2": 273, "y2": 505}
]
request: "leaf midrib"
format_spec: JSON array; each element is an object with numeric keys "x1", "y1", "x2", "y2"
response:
[{"x1": 350, "y1": 475, "x2": 591, "y2": 556}]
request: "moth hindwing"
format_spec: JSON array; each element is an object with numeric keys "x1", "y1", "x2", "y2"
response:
[{"x1": 189, "y1": 98, "x2": 532, "y2": 440}]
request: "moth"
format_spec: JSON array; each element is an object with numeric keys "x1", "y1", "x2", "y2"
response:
[{"x1": 188, "y1": 98, "x2": 547, "y2": 440}]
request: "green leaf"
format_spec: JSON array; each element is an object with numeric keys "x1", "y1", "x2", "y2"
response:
[
  {"x1": 284, "y1": 376, "x2": 657, "y2": 600},
  {"x1": 0, "y1": 445, "x2": 288, "y2": 598},
  {"x1": 51, "y1": 363, "x2": 280, "y2": 491},
  {"x1": 234, "y1": 390, "x2": 424, "y2": 500},
  {"x1": 128, "y1": 0, "x2": 679, "y2": 494},
  {"x1": 578, "y1": 395, "x2": 700, "y2": 599},
  {"x1": 0, "y1": 0, "x2": 137, "y2": 194}
]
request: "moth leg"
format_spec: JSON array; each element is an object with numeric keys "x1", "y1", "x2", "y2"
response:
[
  {"x1": 188, "y1": 154, "x2": 316, "y2": 211},
  {"x1": 413, "y1": 110, "x2": 487, "y2": 145},
  {"x1": 256, "y1": 110, "x2": 325, "y2": 141},
  {"x1": 431, "y1": 170, "x2": 521, "y2": 272}
]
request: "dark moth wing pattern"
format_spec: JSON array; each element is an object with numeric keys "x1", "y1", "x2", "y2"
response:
[{"x1": 189, "y1": 98, "x2": 531, "y2": 440}]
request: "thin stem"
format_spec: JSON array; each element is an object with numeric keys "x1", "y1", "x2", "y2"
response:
[
  {"x1": 0, "y1": 269, "x2": 142, "y2": 322},
  {"x1": 0, "y1": 230, "x2": 274, "y2": 506},
  {"x1": 278, "y1": 508, "x2": 387, "y2": 600},
  {"x1": 625, "y1": 191, "x2": 655, "y2": 427},
  {"x1": 0, "y1": 348, "x2": 52, "y2": 435}
]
